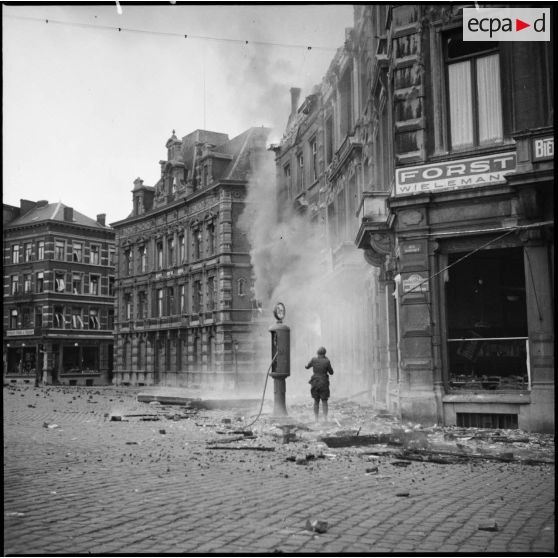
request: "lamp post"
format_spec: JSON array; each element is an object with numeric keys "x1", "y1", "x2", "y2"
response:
[{"x1": 233, "y1": 339, "x2": 239, "y2": 390}]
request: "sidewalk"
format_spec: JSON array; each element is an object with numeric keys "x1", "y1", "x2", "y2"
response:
[{"x1": 3, "y1": 384, "x2": 555, "y2": 555}]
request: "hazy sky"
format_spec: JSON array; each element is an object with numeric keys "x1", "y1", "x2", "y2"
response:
[{"x1": 3, "y1": 2, "x2": 354, "y2": 223}]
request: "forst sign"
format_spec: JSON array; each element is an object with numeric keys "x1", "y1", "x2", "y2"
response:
[{"x1": 395, "y1": 153, "x2": 516, "y2": 196}]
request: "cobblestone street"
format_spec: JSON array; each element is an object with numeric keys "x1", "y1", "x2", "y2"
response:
[{"x1": 3, "y1": 384, "x2": 555, "y2": 555}]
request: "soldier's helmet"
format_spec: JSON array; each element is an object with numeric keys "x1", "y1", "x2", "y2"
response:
[{"x1": 317, "y1": 347, "x2": 327, "y2": 355}]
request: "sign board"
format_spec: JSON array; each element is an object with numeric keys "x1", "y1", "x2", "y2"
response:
[
  {"x1": 395, "y1": 152, "x2": 516, "y2": 196},
  {"x1": 7, "y1": 329, "x2": 35, "y2": 337},
  {"x1": 402, "y1": 273, "x2": 429, "y2": 293},
  {"x1": 532, "y1": 136, "x2": 554, "y2": 161}
]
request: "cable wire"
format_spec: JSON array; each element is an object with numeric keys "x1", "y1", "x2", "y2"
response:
[
  {"x1": 243, "y1": 352, "x2": 277, "y2": 430},
  {"x1": 4, "y1": 14, "x2": 338, "y2": 52}
]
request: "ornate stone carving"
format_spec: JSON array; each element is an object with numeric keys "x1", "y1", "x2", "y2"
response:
[{"x1": 399, "y1": 209, "x2": 424, "y2": 226}]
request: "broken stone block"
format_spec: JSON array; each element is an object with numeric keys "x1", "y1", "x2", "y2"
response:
[
  {"x1": 110, "y1": 416, "x2": 122, "y2": 421},
  {"x1": 305, "y1": 519, "x2": 328, "y2": 533},
  {"x1": 159, "y1": 429, "x2": 166, "y2": 435},
  {"x1": 221, "y1": 418, "x2": 232, "y2": 424},
  {"x1": 366, "y1": 466, "x2": 379, "y2": 474},
  {"x1": 395, "y1": 491, "x2": 410, "y2": 497},
  {"x1": 295, "y1": 456, "x2": 308, "y2": 465},
  {"x1": 478, "y1": 521, "x2": 499, "y2": 532}
]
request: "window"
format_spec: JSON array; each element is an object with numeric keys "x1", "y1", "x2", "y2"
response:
[
  {"x1": 90, "y1": 275, "x2": 100, "y2": 295},
  {"x1": 139, "y1": 245, "x2": 147, "y2": 272},
  {"x1": 21, "y1": 307, "x2": 32, "y2": 328},
  {"x1": 179, "y1": 234, "x2": 185, "y2": 263},
  {"x1": 108, "y1": 276, "x2": 115, "y2": 296},
  {"x1": 284, "y1": 164, "x2": 292, "y2": 200},
  {"x1": 297, "y1": 153, "x2": 305, "y2": 191},
  {"x1": 55, "y1": 241, "x2": 65, "y2": 260},
  {"x1": 23, "y1": 274, "x2": 32, "y2": 293},
  {"x1": 24, "y1": 243, "x2": 32, "y2": 262},
  {"x1": 238, "y1": 278, "x2": 246, "y2": 297},
  {"x1": 90, "y1": 244, "x2": 100, "y2": 265},
  {"x1": 124, "y1": 249, "x2": 132, "y2": 275},
  {"x1": 339, "y1": 67, "x2": 353, "y2": 138},
  {"x1": 445, "y1": 30, "x2": 503, "y2": 149},
  {"x1": 12, "y1": 245, "x2": 20, "y2": 264},
  {"x1": 194, "y1": 230, "x2": 202, "y2": 260},
  {"x1": 310, "y1": 138, "x2": 318, "y2": 182},
  {"x1": 71, "y1": 308, "x2": 84, "y2": 329},
  {"x1": 10, "y1": 309, "x2": 18, "y2": 329},
  {"x1": 37, "y1": 241, "x2": 45, "y2": 261},
  {"x1": 193, "y1": 280, "x2": 202, "y2": 313},
  {"x1": 207, "y1": 277, "x2": 215, "y2": 310},
  {"x1": 157, "y1": 289, "x2": 164, "y2": 317},
  {"x1": 36, "y1": 272, "x2": 44, "y2": 293},
  {"x1": 107, "y1": 309, "x2": 114, "y2": 330},
  {"x1": 54, "y1": 306, "x2": 65, "y2": 328},
  {"x1": 137, "y1": 339, "x2": 144, "y2": 369},
  {"x1": 167, "y1": 237, "x2": 175, "y2": 267},
  {"x1": 326, "y1": 114, "x2": 334, "y2": 165},
  {"x1": 72, "y1": 242, "x2": 83, "y2": 262},
  {"x1": 138, "y1": 291, "x2": 147, "y2": 319},
  {"x1": 207, "y1": 223, "x2": 215, "y2": 255},
  {"x1": 10, "y1": 275, "x2": 19, "y2": 295},
  {"x1": 55, "y1": 272, "x2": 66, "y2": 292},
  {"x1": 167, "y1": 287, "x2": 175, "y2": 315},
  {"x1": 89, "y1": 309, "x2": 100, "y2": 329},
  {"x1": 35, "y1": 306, "x2": 43, "y2": 327},
  {"x1": 124, "y1": 294, "x2": 132, "y2": 320},
  {"x1": 179, "y1": 285, "x2": 186, "y2": 313},
  {"x1": 203, "y1": 164, "x2": 209, "y2": 187},
  {"x1": 108, "y1": 248, "x2": 115, "y2": 266},
  {"x1": 72, "y1": 273, "x2": 82, "y2": 294},
  {"x1": 157, "y1": 242, "x2": 163, "y2": 269}
]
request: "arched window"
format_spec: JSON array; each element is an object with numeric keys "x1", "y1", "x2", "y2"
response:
[{"x1": 238, "y1": 278, "x2": 246, "y2": 297}]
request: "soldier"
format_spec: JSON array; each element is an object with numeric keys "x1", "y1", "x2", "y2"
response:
[{"x1": 305, "y1": 347, "x2": 334, "y2": 423}]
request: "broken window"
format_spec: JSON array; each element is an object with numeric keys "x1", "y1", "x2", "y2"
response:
[
  {"x1": 55, "y1": 272, "x2": 66, "y2": 293},
  {"x1": 36, "y1": 272, "x2": 44, "y2": 293},
  {"x1": 82, "y1": 346, "x2": 98, "y2": 370},
  {"x1": 339, "y1": 67, "x2": 353, "y2": 138},
  {"x1": 10, "y1": 309, "x2": 18, "y2": 329},
  {"x1": 310, "y1": 137, "x2": 318, "y2": 182},
  {"x1": 168, "y1": 237, "x2": 175, "y2": 267},
  {"x1": 284, "y1": 164, "x2": 292, "y2": 200},
  {"x1": 179, "y1": 234, "x2": 186, "y2": 263},
  {"x1": 109, "y1": 276, "x2": 115, "y2": 296},
  {"x1": 157, "y1": 289, "x2": 164, "y2": 317},
  {"x1": 446, "y1": 247, "x2": 528, "y2": 391},
  {"x1": 21, "y1": 307, "x2": 32, "y2": 328},
  {"x1": 89, "y1": 309, "x2": 100, "y2": 329},
  {"x1": 325, "y1": 114, "x2": 334, "y2": 165},
  {"x1": 54, "y1": 306, "x2": 65, "y2": 328},
  {"x1": 72, "y1": 242, "x2": 83, "y2": 262},
  {"x1": 207, "y1": 223, "x2": 215, "y2": 255},
  {"x1": 297, "y1": 153, "x2": 305, "y2": 192},
  {"x1": 124, "y1": 294, "x2": 132, "y2": 320},
  {"x1": 157, "y1": 242, "x2": 163, "y2": 269},
  {"x1": 207, "y1": 277, "x2": 215, "y2": 310},
  {"x1": 194, "y1": 230, "x2": 202, "y2": 260}
]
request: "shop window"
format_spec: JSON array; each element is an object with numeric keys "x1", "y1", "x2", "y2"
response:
[
  {"x1": 37, "y1": 241, "x2": 45, "y2": 261},
  {"x1": 63, "y1": 345, "x2": 80, "y2": 372},
  {"x1": 23, "y1": 274, "x2": 32, "y2": 293},
  {"x1": 54, "y1": 240, "x2": 65, "y2": 261},
  {"x1": 90, "y1": 244, "x2": 100, "y2": 265},
  {"x1": 24, "y1": 243, "x2": 32, "y2": 262},
  {"x1": 89, "y1": 309, "x2": 100, "y2": 329},
  {"x1": 55, "y1": 272, "x2": 66, "y2": 293},
  {"x1": 72, "y1": 242, "x2": 83, "y2": 262},
  {"x1": 36, "y1": 272, "x2": 44, "y2": 293},
  {"x1": 12, "y1": 244, "x2": 20, "y2": 264},
  {"x1": 54, "y1": 306, "x2": 65, "y2": 328},
  {"x1": 10, "y1": 275, "x2": 19, "y2": 295},
  {"x1": 72, "y1": 273, "x2": 82, "y2": 294},
  {"x1": 445, "y1": 30, "x2": 503, "y2": 149},
  {"x1": 90, "y1": 275, "x2": 100, "y2": 295},
  {"x1": 445, "y1": 247, "x2": 528, "y2": 391}
]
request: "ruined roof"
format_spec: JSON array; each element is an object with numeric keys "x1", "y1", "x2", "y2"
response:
[{"x1": 5, "y1": 202, "x2": 110, "y2": 230}]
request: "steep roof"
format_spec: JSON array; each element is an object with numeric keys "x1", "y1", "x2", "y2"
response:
[{"x1": 5, "y1": 202, "x2": 109, "y2": 230}]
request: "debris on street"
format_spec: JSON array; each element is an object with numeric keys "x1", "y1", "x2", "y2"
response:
[{"x1": 305, "y1": 519, "x2": 328, "y2": 534}]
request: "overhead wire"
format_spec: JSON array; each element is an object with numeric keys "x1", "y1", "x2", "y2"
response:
[{"x1": 4, "y1": 14, "x2": 338, "y2": 52}]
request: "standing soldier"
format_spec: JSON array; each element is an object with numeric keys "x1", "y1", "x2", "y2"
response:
[{"x1": 305, "y1": 347, "x2": 334, "y2": 423}]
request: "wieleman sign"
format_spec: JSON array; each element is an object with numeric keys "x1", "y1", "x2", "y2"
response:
[{"x1": 395, "y1": 152, "x2": 516, "y2": 196}]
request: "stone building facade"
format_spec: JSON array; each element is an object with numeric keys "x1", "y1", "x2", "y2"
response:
[
  {"x1": 3, "y1": 200, "x2": 115, "y2": 386},
  {"x1": 275, "y1": 4, "x2": 553, "y2": 432},
  {"x1": 111, "y1": 128, "x2": 269, "y2": 388}
]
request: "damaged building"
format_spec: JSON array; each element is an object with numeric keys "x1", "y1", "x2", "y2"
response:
[
  {"x1": 110, "y1": 128, "x2": 270, "y2": 388},
  {"x1": 275, "y1": 5, "x2": 554, "y2": 432},
  {"x1": 3, "y1": 200, "x2": 115, "y2": 386}
]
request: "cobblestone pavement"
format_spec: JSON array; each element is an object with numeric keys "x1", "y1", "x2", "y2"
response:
[{"x1": 3, "y1": 385, "x2": 555, "y2": 555}]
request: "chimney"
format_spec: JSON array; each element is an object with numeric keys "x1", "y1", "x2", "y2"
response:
[
  {"x1": 96, "y1": 213, "x2": 106, "y2": 226},
  {"x1": 20, "y1": 199, "x2": 37, "y2": 215},
  {"x1": 290, "y1": 87, "x2": 301, "y2": 117},
  {"x1": 63, "y1": 207, "x2": 74, "y2": 221},
  {"x1": 36, "y1": 200, "x2": 49, "y2": 207}
]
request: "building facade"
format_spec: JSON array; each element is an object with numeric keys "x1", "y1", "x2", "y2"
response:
[
  {"x1": 354, "y1": 4, "x2": 554, "y2": 432},
  {"x1": 3, "y1": 200, "x2": 115, "y2": 386},
  {"x1": 275, "y1": 4, "x2": 553, "y2": 432},
  {"x1": 111, "y1": 128, "x2": 269, "y2": 388}
]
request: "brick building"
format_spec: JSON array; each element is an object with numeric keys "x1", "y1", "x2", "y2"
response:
[
  {"x1": 275, "y1": 4, "x2": 553, "y2": 432},
  {"x1": 3, "y1": 200, "x2": 115, "y2": 386},
  {"x1": 111, "y1": 128, "x2": 269, "y2": 388}
]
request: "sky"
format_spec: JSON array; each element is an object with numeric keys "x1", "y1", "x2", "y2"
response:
[{"x1": 2, "y1": 2, "x2": 354, "y2": 224}]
